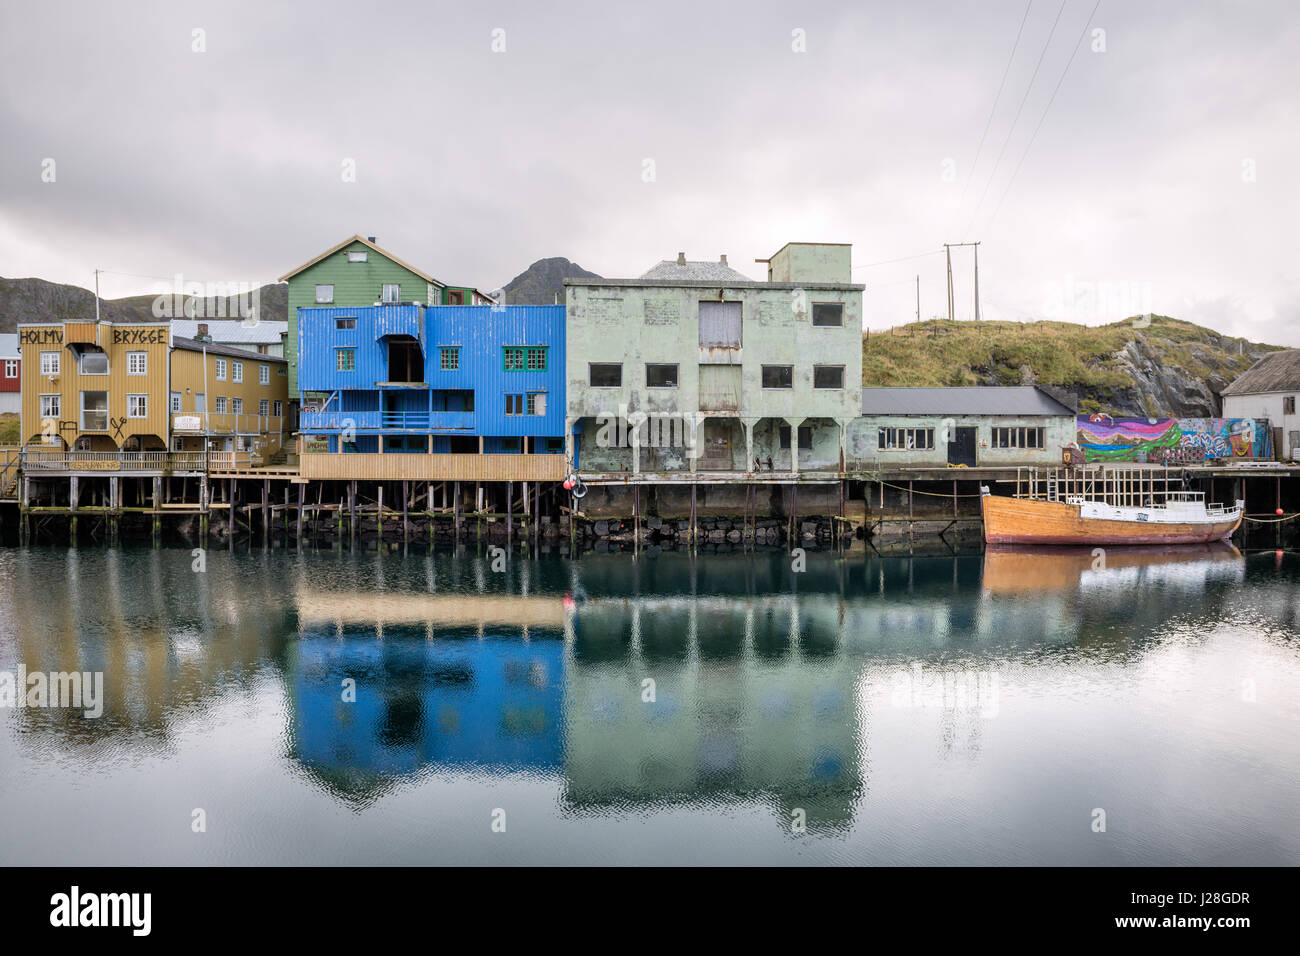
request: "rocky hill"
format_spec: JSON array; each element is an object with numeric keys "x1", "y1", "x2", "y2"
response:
[
  {"x1": 500, "y1": 257, "x2": 601, "y2": 306},
  {"x1": 862, "y1": 316, "x2": 1283, "y2": 417},
  {"x1": 0, "y1": 277, "x2": 286, "y2": 332}
]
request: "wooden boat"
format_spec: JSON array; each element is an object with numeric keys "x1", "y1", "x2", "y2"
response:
[{"x1": 980, "y1": 489, "x2": 1243, "y2": 546}]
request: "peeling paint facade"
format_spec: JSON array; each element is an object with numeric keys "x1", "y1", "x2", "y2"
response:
[{"x1": 565, "y1": 244, "x2": 864, "y2": 475}]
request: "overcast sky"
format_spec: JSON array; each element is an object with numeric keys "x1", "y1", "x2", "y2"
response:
[{"x1": 1, "y1": 0, "x2": 1296, "y2": 343}]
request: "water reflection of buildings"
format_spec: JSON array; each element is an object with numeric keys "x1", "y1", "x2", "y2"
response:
[{"x1": 1, "y1": 544, "x2": 1261, "y2": 831}]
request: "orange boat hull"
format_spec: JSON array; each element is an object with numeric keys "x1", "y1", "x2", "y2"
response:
[{"x1": 981, "y1": 494, "x2": 1241, "y2": 546}]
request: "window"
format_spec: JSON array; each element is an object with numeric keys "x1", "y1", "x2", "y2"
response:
[
  {"x1": 762, "y1": 365, "x2": 793, "y2": 389},
  {"x1": 440, "y1": 347, "x2": 460, "y2": 370},
  {"x1": 813, "y1": 365, "x2": 844, "y2": 389},
  {"x1": 79, "y1": 350, "x2": 108, "y2": 375},
  {"x1": 81, "y1": 391, "x2": 108, "y2": 430},
  {"x1": 348, "y1": 251, "x2": 367, "y2": 263},
  {"x1": 259, "y1": 364, "x2": 269, "y2": 385},
  {"x1": 127, "y1": 394, "x2": 148, "y2": 418},
  {"x1": 335, "y1": 317, "x2": 356, "y2": 330},
  {"x1": 4, "y1": 360, "x2": 16, "y2": 378},
  {"x1": 503, "y1": 346, "x2": 547, "y2": 371},
  {"x1": 1285, "y1": 396, "x2": 1296, "y2": 414},
  {"x1": 646, "y1": 363, "x2": 678, "y2": 388},
  {"x1": 779, "y1": 425, "x2": 813, "y2": 450},
  {"x1": 506, "y1": 394, "x2": 524, "y2": 416},
  {"x1": 215, "y1": 358, "x2": 227, "y2": 380},
  {"x1": 170, "y1": 391, "x2": 182, "y2": 413},
  {"x1": 127, "y1": 351, "x2": 147, "y2": 375},
  {"x1": 278, "y1": 366, "x2": 287, "y2": 376},
  {"x1": 992, "y1": 426, "x2": 1045, "y2": 449},
  {"x1": 40, "y1": 351, "x2": 60, "y2": 375},
  {"x1": 316, "y1": 284, "x2": 334, "y2": 303},
  {"x1": 259, "y1": 399, "x2": 269, "y2": 416},
  {"x1": 231, "y1": 398, "x2": 243, "y2": 414},
  {"x1": 336, "y1": 348, "x2": 355, "y2": 371},
  {"x1": 215, "y1": 397, "x2": 227, "y2": 414},
  {"x1": 699, "y1": 301, "x2": 742, "y2": 348},
  {"x1": 812, "y1": 303, "x2": 844, "y2": 327},
  {"x1": 447, "y1": 290, "x2": 465, "y2": 305},
  {"x1": 232, "y1": 361, "x2": 243, "y2": 383},
  {"x1": 272, "y1": 400, "x2": 282, "y2": 417},
  {"x1": 382, "y1": 284, "x2": 401, "y2": 303},
  {"x1": 589, "y1": 363, "x2": 622, "y2": 387},
  {"x1": 527, "y1": 392, "x2": 546, "y2": 415},
  {"x1": 40, "y1": 394, "x2": 60, "y2": 419},
  {"x1": 878, "y1": 427, "x2": 935, "y2": 451}
]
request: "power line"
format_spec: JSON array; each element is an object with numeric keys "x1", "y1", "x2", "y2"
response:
[
  {"x1": 988, "y1": 0, "x2": 1103, "y2": 228},
  {"x1": 958, "y1": 0, "x2": 1035, "y2": 207},
  {"x1": 853, "y1": 250, "x2": 943, "y2": 271},
  {"x1": 963, "y1": 0, "x2": 1070, "y2": 237}
]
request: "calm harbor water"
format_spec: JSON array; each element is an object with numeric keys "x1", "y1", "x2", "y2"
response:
[{"x1": 1, "y1": 542, "x2": 1298, "y2": 866}]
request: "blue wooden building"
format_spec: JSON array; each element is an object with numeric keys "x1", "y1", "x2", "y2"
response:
[{"x1": 296, "y1": 304, "x2": 567, "y2": 481}]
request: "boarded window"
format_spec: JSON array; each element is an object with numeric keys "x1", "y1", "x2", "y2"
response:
[
  {"x1": 589, "y1": 363, "x2": 622, "y2": 387},
  {"x1": 813, "y1": 365, "x2": 844, "y2": 389},
  {"x1": 699, "y1": 301, "x2": 742, "y2": 348},
  {"x1": 761, "y1": 365, "x2": 793, "y2": 389},
  {"x1": 812, "y1": 303, "x2": 843, "y2": 327},
  {"x1": 699, "y1": 365, "x2": 741, "y2": 411},
  {"x1": 646, "y1": 363, "x2": 678, "y2": 388},
  {"x1": 779, "y1": 425, "x2": 813, "y2": 450}
]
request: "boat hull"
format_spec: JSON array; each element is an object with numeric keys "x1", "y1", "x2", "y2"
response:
[{"x1": 981, "y1": 494, "x2": 1242, "y2": 546}]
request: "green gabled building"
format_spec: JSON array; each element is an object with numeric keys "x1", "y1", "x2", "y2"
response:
[{"x1": 278, "y1": 234, "x2": 495, "y2": 399}]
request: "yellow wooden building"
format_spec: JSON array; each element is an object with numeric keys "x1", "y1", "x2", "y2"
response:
[{"x1": 18, "y1": 321, "x2": 288, "y2": 460}]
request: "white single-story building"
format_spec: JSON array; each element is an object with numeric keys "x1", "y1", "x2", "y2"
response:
[{"x1": 1221, "y1": 349, "x2": 1300, "y2": 460}]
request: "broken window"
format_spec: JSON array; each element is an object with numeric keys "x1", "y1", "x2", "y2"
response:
[{"x1": 779, "y1": 425, "x2": 813, "y2": 450}]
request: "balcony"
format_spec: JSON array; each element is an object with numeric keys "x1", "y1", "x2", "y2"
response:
[
  {"x1": 298, "y1": 450, "x2": 567, "y2": 482},
  {"x1": 173, "y1": 413, "x2": 282, "y2": 433},
  {"x1": 300, "y1": 410, "x2": 476, "y2": 432}
]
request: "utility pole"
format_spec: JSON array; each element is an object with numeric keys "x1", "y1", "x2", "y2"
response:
[
  {"x1": 944, "y1": 245, "x2": 954, "y2": 321},
  {"x1": 943, "y1": 242, "x2": 982, "y2": 321},
  {"x1": 94, "y1": 268, "x2": 101, "y2": 323}
]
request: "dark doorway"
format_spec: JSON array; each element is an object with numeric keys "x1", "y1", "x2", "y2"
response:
[
  {"x1": 948, "y1": 426, "x2": 977, "y2": 467},
  {"x1": 386, "y1": 336, "x2": 423, "y2": 383}
]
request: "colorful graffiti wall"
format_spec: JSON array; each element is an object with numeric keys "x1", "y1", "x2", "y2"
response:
[{"x1": 1076, "y1": 416, "x2": 1273, "y2": 463}]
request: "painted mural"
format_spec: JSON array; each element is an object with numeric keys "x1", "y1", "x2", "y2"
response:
[{"x1": 1076, "y1": 415, "x2": 1272, "y2": 463}]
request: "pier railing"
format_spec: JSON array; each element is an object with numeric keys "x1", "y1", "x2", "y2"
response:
[{"x1": 21, "y1": 449, "x2": 210, "y2": 473}]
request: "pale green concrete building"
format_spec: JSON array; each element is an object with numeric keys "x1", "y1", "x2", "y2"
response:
[{"x1": 564, "y1": 243, "x2": 864, "y2": 476}]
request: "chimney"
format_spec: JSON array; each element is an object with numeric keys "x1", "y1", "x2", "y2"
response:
[
  {"x1": 676, "y1": 252, "x2": 686, "y2": 265},
  {"x1": 719, "y1": 254, "x2": 728, "y2": 265},
  {"x1": 196, "y1": 323, "x2": 209, "y2": 342},
  {"x1": 367, "y1": 236, "x2": 377, "y2": 244}
]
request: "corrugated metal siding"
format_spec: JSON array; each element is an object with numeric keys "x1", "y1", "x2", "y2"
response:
[{"x1": 297, "y1": 304, "x2": 567, "y2": 441}]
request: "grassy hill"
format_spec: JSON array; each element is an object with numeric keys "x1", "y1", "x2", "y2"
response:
[{"x1": 863, "y1": 316, "x2": 1284, "y2": 417}]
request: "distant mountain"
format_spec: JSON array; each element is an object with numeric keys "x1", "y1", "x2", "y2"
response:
[
  {"x1": 0, "y1": 277, "x2": 286, "y2": 333},
  {"x1": 500, "y1": 257, "x2": 601, "y2": 306}
]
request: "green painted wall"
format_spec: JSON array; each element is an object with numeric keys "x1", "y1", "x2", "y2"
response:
[{"x1": 284, "y1": 239, "x2": 436, "y2": 393}]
